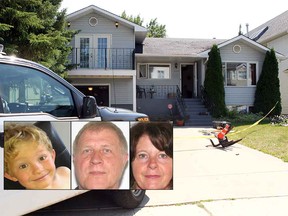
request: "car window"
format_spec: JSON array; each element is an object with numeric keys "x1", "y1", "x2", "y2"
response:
[{"x1": 0, "y1": 63, "x2": 77, "y2": 117}]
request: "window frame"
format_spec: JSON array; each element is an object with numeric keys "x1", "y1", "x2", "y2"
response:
[
  {"x1": 137, "y1": 63, "x2": 171, "y2": 79},
  {"x1": 222, "y1": 61, "x2": 258, "y2": 87}
]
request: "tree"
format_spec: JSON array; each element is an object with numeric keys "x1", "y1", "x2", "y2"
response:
[
  {"x1": 121, "y1": 11, "x2": 144, "y2": 26},
  {"x1": 204, "y1": 44, "x2": 227, "y2": 117},
  {"x1": 146, "y1": 18, "x2": 166, "y2": 38},
  {"x1": 0, "y1": 0, "x2": 76, "y2": 76},
  {"x1": 254, "y1": 49, "x2": 282, "y2": 116},
  {"x1": 121, "y1": 12, "x2": 166, "y2": 38}
]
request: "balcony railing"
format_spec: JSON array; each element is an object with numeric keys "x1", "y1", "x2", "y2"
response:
[{"x1": 69, "y1": 48, "x2": 135, "y2": 70}]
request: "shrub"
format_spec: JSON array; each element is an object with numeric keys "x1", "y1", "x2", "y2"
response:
[{"x1": 217, "y1": 112, "x2": 265, "y2": 125}]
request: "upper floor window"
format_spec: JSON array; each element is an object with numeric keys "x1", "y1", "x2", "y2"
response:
[
  {"x1": 223, "y1": 62, "x2": 257, "y2": 86},
  {"x1": 137, "y1": 64, "x2": 171, "y2": 79}
]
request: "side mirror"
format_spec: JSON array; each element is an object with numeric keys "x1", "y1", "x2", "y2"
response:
[{"x1": 82, "y1": 96, "x2": 98, "y2": 118}]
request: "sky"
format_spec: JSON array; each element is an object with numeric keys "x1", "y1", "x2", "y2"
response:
[{"x1": 60, "y1": 0, "x2": 287, "y2": 39}]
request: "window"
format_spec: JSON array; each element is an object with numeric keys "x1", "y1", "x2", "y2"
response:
[
  {"x1": 137, "y1": 64, "x2": 170, "y2": 79},
  {"x1": 138, "y1": 64, "x2": 147, "y2": 78},
  {"x1": 0, "y1": 64, "x2": 76, "y2": 117},
  {"x1": 223, "y1": 62, "x2": 257, "y2": 86},
  {"x1": 80, "y1": 38, "x2": 90, "y2": 68},
  {"x1": 97, "y1": 37, "x2": 108, "y2": 68},
  {"x1": 76, "y1": 34, "x2": 111, "y2": 69},
  {"x1": 250, "y1": 63, "x2": 257, "y2": 85}
]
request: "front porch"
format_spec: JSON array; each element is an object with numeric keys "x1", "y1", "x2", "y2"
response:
[{"x1": 136, "y1": 84, "x2": 213, "y2": 126}]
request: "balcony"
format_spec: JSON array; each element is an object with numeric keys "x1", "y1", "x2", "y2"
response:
[{"x1": 69, "y1": 48, "x2": 135, "y2": 70}]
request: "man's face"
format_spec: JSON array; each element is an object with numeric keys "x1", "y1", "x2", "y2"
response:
[
  {"x1": 73, "y1": 128, "x2": 128, "y2": 189},
  {"x1": 5, "y1": 142, "x2": 56, "y2": 189},
  {"x1": 132, "y1": 135, "x2": 173, "y2": 190}
]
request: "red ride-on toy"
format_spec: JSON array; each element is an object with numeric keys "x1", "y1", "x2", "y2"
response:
[{"x1": 210, "y1": 123, "x2": 242, "y2": 148}]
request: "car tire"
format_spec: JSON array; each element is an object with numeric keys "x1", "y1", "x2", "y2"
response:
[{"x1": 111, "y1": 190, "x2": 146, "y2": 209}]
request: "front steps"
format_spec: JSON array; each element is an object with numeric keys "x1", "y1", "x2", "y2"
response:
[{"x1": 182, "y1": 98, "x2": 213, "y2": 127}]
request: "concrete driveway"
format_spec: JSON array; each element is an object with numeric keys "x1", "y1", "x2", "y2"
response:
[{"x1": 139, "y1": 126, "x2": 288, "y2": 215}]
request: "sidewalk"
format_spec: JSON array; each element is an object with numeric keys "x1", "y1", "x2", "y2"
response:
[
  {"x1": 126, "y1": 196, "x2": 288, "y2": 216},
  {"x1": 140, "y1": 126, "x2": 288, "y2": 215}
]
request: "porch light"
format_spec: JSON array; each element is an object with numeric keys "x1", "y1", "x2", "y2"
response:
[
  {"x1": 67, "y1": 22, "x2": 71, "y2": 28},
  {"x1": 88, "y1": 87, "x2": 93, "y2": 91},
  {"x1": 115, "y1": 21, "x2": 119, "y2": 28},
  {"x1": 175, "y1": 63, "x2": 178, "y2": 69}
]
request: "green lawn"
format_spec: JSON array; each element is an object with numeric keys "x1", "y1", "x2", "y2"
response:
[{"x1": 227, "y1": 123, "x2": 288, "y2": 162}]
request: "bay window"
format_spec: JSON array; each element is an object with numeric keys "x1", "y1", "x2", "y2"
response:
[{"x1": 223, "y1": 62, "x2": 257, "y2": 86}]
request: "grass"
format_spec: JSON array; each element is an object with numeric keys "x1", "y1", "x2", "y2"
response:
[{"x1": 226, "y1": 122, "x2": 288, "y2": 162}]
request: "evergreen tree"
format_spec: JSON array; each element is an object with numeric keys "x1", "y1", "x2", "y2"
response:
[
  {"x1": 204, "y1": 44, "x2": 227, "y2": 117},
  {"x1": 0, "y1": 0, "x2": 76, "y2": 76},
  {"x1": 254, "y1": 49, "x2": 282, "y2": 116}
]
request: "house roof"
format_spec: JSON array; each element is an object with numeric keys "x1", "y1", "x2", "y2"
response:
[
  {"x1": 141, "y1": 35, "x2": 285, "y2": 60},
  {"x1": 247, "y1": 10, "x2": 288, "y2": 43},
  {"x1": 141, "y1": 38, "x2": 226, "y2": 57},
  {"x1": 66, "y1": 5, "x2": 147, "y2": 43},
  {"x1": 199, "y1": 34, "x2": 285, "y2": 59}
]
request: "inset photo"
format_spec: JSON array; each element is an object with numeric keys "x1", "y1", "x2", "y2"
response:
[
  {"x1": 130, "y1": 121, "x2": 173, "y2": 190},
  {"x1": 71, "y1": 121, "x2": 130, "y2": 190},
  {"x1": 4, "y1": 121, "x2": 71, "y2": 190}
]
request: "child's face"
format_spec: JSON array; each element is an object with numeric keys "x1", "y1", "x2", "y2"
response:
[{"x1": 6, "y1": 141, "x2": 56, "y2": 189}]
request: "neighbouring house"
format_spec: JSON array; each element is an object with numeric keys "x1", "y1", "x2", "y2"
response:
[
  {"x1": 66, "y1": 5, "x2": 288, "y2": 121},
  {"x1": 247, "y1": 10, "x2": 288, "y2": 114}
]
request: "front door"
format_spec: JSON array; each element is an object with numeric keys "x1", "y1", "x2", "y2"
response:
[{"x1": 181, "y1": 64, "x2": 195, "y2": 98}]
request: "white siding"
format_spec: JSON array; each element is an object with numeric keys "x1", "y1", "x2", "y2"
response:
[
  {"x1": 70, "y1": 12, "x2": 135, "y2": 49},
  {"x1": 225, "y1": 87, "x2": 256, "y2": 106},
  {"x1": 220, "y1": 41, "x2": 266, "y2": 63}
]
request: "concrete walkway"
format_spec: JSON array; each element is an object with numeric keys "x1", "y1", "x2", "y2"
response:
[{"x1": 139, "y1": 126, "x2": 288, "y2": 215}]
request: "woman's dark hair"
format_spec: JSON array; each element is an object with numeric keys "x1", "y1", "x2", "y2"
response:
[
  {"x1": 130, "y1": 122, "x2": 173, "y2": 189},
  {"x1": 130, "y1": 122, "x2": 173, "y2": 161}
]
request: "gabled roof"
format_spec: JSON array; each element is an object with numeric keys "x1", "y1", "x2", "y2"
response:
[
  {"x1": 247, "y1": 10, "x2": 288, "y2": 43},
  {"x1": 199, "y1": 34, "x2": 285, "y2": 60},
  {"x1": 66, "y1": 5, "x2": 147, "y2": 43},
  {"x1": 141, "y1": 38, "x2": 226, "y2": 57}
]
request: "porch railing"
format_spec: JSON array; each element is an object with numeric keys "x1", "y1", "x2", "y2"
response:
[
  {"x1": 176, "y1": 86, "x2": 186, "y2": 118},
  {"x1": 137, "y1": 85, "x2": 178, "y2": 99},
  {"x1": 69, "y1": 48, "x2": 135, "y2": 70}
]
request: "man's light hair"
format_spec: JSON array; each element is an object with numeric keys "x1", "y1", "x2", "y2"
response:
[{"x1": 73, "y1": 121, "x2": 128, "y2": 154}]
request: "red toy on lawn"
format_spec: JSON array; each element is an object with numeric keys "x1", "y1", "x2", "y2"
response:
[{"x1": 210, "y1": 123, "x2": 242, "y2": 148}]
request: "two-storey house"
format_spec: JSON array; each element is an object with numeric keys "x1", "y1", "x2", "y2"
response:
[
  {"x1": 66, "y1": 5, "x2": 287, "y2": 123},
  {"x1": 66, "y1": 5, "x2": 147, "y2": 111}
]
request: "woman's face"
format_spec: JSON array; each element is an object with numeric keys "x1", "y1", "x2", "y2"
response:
[{"x1": 132, "y1": 134, "x2": 172, "y2": 189}]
